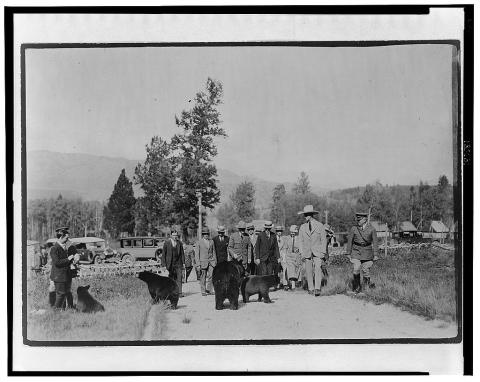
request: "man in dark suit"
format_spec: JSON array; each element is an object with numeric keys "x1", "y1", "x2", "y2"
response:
[
  {"x1": 162, "y1": 230, "x2": 185, "y2": 297},
  {"x1": 254, "y1": 221, "x2": 281, "y2": 276},
  {"x1": 50, "y1": 227, "x2": 79, "y2": 309},
  {"x1": 212, "y1": 225, "x2": 229, "y2": 264}
]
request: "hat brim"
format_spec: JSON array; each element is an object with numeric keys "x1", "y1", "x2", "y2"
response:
[{"x1": 298, "y1": 210, "x2": 320, "y2": 215}]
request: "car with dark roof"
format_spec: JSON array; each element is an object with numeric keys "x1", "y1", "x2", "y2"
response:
[{"x1": 116, "y1": 236, "x2": 165, "y2": 264}]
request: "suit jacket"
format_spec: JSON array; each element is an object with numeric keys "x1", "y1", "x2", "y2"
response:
[
  {"x1": 346, "y1": 224, "x2": 378, "y2": 260},
  {"x1": 228, "y1": 232, "x2": 250, "y2": 263},
  {"x1": 49, "y1": 242, "x2": 73, "y2": 282},
  {"x1": 298, "y1": 218, "x2": 327, "y2": 259},
  {"x1": 212, "y1": 235, "x2": 229, "y2": 263},
  {"x1": 162, "y1": 239, "x2": 185, "y2": 270},
  {"x1": 255, "y1": 231, "x2": 280, "y2": 262},
  {"x1": 194, "y1": 238, "x2": 216, "y2": 269}
]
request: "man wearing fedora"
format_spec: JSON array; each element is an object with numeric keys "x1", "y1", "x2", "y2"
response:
[
  {"x1": 246, "y1": 222, "x2": 258, "y2": 275},
  {"x1": 212, "y1": 225, "x2": 229, "y2": 264},
  {"x1": 50, "y1": 226, "x2": 80, "y2": 309},
  {"x1": 228, "y1": 221, "x2": 250, "y2": 271},
  {"x1": 346, "y1": 212, "x2": 379, "y2": 294},
  {"x1": 194, "y1": 228, "x2": 216, "y2": 296},
  {"x1": 254, "y1": 221, "x2": 281, "y2": 276},
  {"x1": 298, "y1": 205, "x2": 328, "y2": 296}
]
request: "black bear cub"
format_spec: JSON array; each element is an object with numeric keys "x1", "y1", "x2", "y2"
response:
[
  {"x1": 241, "y1": 274, "x2": 280, "y2": 303},
  {"x1": 137, "y1": 271, "x2": 179, "y2": 309},
  {"x1": 212, "y1": 259, "x2": 245, "y2": 310},
  {"x1": 76, "y1": 285, "x2": 105, "y2": 313}
]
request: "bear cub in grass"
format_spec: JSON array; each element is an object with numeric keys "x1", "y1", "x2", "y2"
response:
[
  {"x1": 241, "y1": 274, "x2": 280, "y2": 303},
  {"x1": 76, "y1": 285, "x2": 105, "y2": 313},
  {"x1": 212, "y1": 259, "x2": 245, "y2": 310},
  {"x1": 136, "y1": 271, "x2": 179, "y2": 309}
]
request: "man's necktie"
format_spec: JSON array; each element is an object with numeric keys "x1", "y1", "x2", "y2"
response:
[
  {"x1": 292, "y1": 237, "x2": 295, "y2": 253},
  {"x1": 309, "y1": 221, "x2": 312, "y2": 232}
]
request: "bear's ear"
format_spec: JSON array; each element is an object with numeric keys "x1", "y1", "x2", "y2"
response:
[{"x1": 86, "y1": 285, "x2": 90, "y2": 289}]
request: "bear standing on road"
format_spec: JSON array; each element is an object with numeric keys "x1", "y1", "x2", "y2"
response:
[
  {"x1": 137, "y1": 271, "x2": 179, "y2": 309},
  {"x1": 241, "y1": 274, "x2": 280, "y2": 303},
  {"x1": 212, "y1": 258, "x2": 245, "y2": 310}
]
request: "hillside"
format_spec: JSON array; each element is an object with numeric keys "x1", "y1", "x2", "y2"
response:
[{"x1": 26, "y1": 150, "x2": 304, "y2": 211}]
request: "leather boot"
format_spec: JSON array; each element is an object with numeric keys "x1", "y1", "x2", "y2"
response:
[
  {"x1": 66, "y1": 292, "x2": 74, "y2": 309},
  {"x1": 48, "y1": 291, "x2": 56, "y2": 307},
  {"x1": 353, "y1": 274, "x2": 362, "y2": 293}
]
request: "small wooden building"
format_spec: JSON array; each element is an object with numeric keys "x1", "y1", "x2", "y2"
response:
[
  {"x1": 370, "y1": 221, "x2": 390, "y2": 238},
  {"x1": 397, "y1": 221, "x2": 418, "y2": 238},
  {"x1": 422, "y1": 220, "x2": 449, "y2": 241}
]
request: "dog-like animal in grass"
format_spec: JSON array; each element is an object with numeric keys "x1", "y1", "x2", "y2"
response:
[{"x1": 76, "y1": 285, "x2": 105, "y2": 313}]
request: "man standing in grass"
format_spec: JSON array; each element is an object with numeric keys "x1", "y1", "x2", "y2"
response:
[
  {"x1": 346, "y1": 212, "x2": 379, "y2": 294},
  {"x1": 298, "y1": 205, "x2": 328, "y2": 296},
  {"x1": 50, "y1": 227, "x2": 80, "y2": 309}
]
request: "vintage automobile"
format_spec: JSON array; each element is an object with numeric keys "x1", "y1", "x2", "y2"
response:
[
  {"x1": 69, "y1": 237, "x2": 116, "y2": 264},
  {"x1": 116, "y1": 236, "x2": 164, "y2": 264}
]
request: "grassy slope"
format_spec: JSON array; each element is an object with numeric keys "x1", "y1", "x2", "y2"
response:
[
  {"x1": 27, "y1": 274, "x2": 163, "y2": 341},
  {"x1": 322, "y1": 247, "x2": 456, "y2": 322}
]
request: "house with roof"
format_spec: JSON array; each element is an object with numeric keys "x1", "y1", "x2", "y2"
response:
[
  {"x1": 396, "y1": 221, "x2": 418, "y2": 238},
  {"x1": 370, "y1": 221, "x2": 390, "y2": 238},
  {"x1": 422, "y1": 220, "x2": 449, "y2": 241}
]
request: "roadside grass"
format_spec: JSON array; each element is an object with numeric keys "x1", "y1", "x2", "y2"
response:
[
  {"x1": 26, "y1": 274, "x2": 168, "y2": 341},
  {"x1": 321, "y1": 247, "x2": 457, "y2": 322}
]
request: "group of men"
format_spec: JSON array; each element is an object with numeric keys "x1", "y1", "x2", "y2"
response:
[{"x1": 46, "y1": 204, "x2": 379, "y2": 310}]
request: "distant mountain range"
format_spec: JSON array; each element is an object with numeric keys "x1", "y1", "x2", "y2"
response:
[{"x1": 27, "y1": 150, "x2": 330, "y2": 211}]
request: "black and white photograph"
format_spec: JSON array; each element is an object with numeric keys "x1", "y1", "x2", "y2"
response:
[{"x1": 7, "y1": 6, "x2": 472, "y2": 374}]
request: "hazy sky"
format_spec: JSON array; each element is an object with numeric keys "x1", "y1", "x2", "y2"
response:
[{"x1": 26, "y1": 44, "x2": 455, "y2": 188}]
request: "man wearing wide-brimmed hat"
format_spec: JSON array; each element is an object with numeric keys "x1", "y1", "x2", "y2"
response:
[
  {"x1": 228, "y1": 221, "x2": 250, "y2": 271},
  {"x1": 254, "y1": 221, "x2": 281, "y2": 276},
  {"x1": 212, "y1": 225, "x2": 229, "y2": 264},
  {"x1": 194, "y1": 228, "x2": 216, "y2": 296},
  {"x1": 49, "y1": 226, "x2": 80, "y2": 309},
  {"x1": 346, "y1": 212, "x2": 379, "y2": 294},
  {"x1": 298, "y1": 205, "x2": 328, "y2": 296}
]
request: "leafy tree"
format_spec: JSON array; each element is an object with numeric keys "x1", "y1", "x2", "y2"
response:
[
  {"x1": 270, "y1": 184, "x2": 286, "y2": 225},
  {"x1": 104, "y1": 169, "x2": 136, "y2": 237},
  {"x1": 216, "y1": 202, "x2": 239, "y2": 233},
  {"x1": 293, "y1": 172, "x2": 311, "y2": 195},
  {"x1": 231, "y1": 181, "x2": 256, "y2": 221},
  {"x1": 169, "y1": 78, "x2": 226, "y2": 236}
]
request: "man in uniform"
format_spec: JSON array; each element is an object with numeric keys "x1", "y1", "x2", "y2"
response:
[
  {"x1": 346, "y1": 212, "x2": 379, "y2": 294},
  {"x1": 298, "y1": 205, "x2": 328, "y2": 296},
  {"x1": 194, "y1": 228, "x2": 216, "y2": 296},
  {"x1": 162, "y1": 230, "x2": 186, "y2": 297},
  {"x1": 212, "y1": 226, "x2": 229, "y2": 264},
  {"x1": 50, "y1": 227, "x2": 80, "y2": 309},
  {"x1": 228, "y1": 221, "x2": 250, "y2": 271},
  {"x1": 254, "y1": 221, "x2": 281, "y2": 276}
]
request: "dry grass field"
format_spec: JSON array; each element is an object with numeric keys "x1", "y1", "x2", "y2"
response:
[{"x1": 26, "y1": 246, "x2": 457, "y2": 342}]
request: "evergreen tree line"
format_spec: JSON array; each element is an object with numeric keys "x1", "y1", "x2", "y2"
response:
[
  {"x1": 27, "y1": 195, "x2": 105, "y2": 241},
  {"x1": 217, "y1": 172, "x2": 454, "y2": 234}
]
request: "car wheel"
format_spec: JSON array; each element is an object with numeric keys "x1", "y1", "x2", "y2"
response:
[
  {"x1": 93, "y1": 255, "x2": 103, "y2": 264},
  {"x1": 122, "y1": 254, "x2": 134, "y2": 265}
]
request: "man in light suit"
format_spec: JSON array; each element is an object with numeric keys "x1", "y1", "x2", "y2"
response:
[
  {"x1": 228, "y1": 221, "x2": 250, "y2": 271},
  {"x1": 298, "y1": 205, "x2": 328, "y2": 296},
  {"x1": 194, "y1": 228, "x2": 216, "y2": 296},
  {"x1": 162, "y1": 230, "x2": 185, "y2": 297},
  {"x1": 275, "y1": 225, "x2": 288, "y2": 289}
]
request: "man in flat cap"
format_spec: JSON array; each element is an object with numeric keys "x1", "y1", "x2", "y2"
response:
[
  {"x1": 254, "y1": 221, "x2": 281, "y2": 276},
  {"x1": 228, "y1": 221, "x2": 250, "y2": 272},
  {"x1": 194, "y1": 228, "x2": 216, "y2": 296},
  {"x1": 346, "y1": 212, "x2": 379, "y2": 294},
  {"x1": 212, "y1": 225, "x2": 229, "y2": 264},
  {"x1": 49, "y1": 227, "x2": 80, "y2": 309},
  {"x1": 298, "y1": 205, "x2": 328, "y2": 296}
]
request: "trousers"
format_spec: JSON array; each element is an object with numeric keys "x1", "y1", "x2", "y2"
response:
[
  {"x1": 54, "y1": 280, "x2": 73, "y2": 309},
  {"x1": 305, "y1": 256, "x2": 325, "y2": 291},
  {"x1": 199, "y1": 264, "x2": 214, "y2": 294},
  {"x1": 350, "y1": 258, "x2": 373, "y2": 277}
]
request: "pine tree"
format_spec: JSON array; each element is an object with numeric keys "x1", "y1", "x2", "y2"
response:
[
  {"x1": 104, "y1": 169, "x2": 136, "y2": 237},
  {"x1": 270, "y1": 184, "x2": 286, "y2": 225},
  {"x1": 231, "y1": 181, "x2": 256, "y2": 221},
  {"x1": 293, "y1": 172, "x2": 311, "y2": 195}
]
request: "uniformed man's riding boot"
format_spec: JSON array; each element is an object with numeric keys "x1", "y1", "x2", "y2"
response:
[
  {"x1": 48, "y1": 291, "x2": 56, "y2": 307},
  {"x1": 363, "y1": 277, "x2": 376, "y2": 289},
  {"x1": 353, "y1": 274, "x2": 362, "y2": 293},
  {"x1": 66, "y1": 292, "x2": 74, "y2": 309}
]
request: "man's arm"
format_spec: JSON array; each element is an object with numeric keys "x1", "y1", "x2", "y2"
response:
[
  {"x1": 51, "y1": 246, "x2": 72, "y2": 268},
  {"x1": 227, "y1": 234, "x2": 237, "y2": 259}
]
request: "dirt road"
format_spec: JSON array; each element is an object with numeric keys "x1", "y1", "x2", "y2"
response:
[{"x1": 158, "y1": 277, "x2": 457, "y2": 340}]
